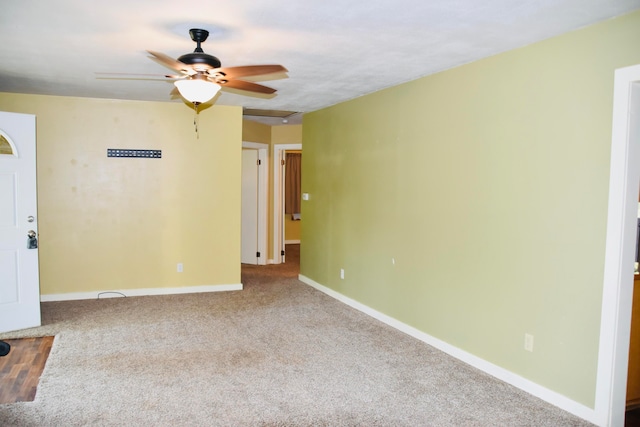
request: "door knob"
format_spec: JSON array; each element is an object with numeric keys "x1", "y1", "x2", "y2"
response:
[{"x1": 27, "y1": 230, "x2": 38, "y2": 249}]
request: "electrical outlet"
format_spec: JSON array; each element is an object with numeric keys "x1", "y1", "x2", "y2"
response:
[
  {"x1": 177, "y1": 263, "x2": 183, "y2": 273},
  {"x1": 340, "y1": 268, "x2": 345, "y2": 279},
  {"x1": 524, "y1": 333, "x2": 534, "y2": 352}
]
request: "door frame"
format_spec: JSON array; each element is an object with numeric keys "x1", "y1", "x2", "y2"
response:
[
  {"x1": 273, "y1": 143, "x2": 302, "y2": 264},
  {"x1": 597, "y1": 64, "x2": 640, "y2": 426},
  {"x1": 242, "y1": 141, "x2": 268, "y2": 265}
]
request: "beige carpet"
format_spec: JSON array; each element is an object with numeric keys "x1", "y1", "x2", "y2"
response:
[{"x1": 0, "y1": 245, "x2": 592, "y2": 426}]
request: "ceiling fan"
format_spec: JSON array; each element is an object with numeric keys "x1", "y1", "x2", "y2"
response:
[{"x1": 107, "y1": 28, "x2": 288, "y2": 107}]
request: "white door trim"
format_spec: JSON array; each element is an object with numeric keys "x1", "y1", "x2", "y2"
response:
[
  {"x1": 273, "y1": 143, "x2": 302, "y2": 264},
  {"x1": 596, "y1": 64, "x2": 640, "y2": 427},
  {"x1": 242, "y1": 141, "x2": 268, "y2": 265}
]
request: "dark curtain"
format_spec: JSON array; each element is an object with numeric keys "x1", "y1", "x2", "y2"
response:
[{"x1": 285, "y1": 153, "x2": 301, "y2": 215}]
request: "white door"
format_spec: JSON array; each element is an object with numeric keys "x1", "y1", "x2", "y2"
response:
[
  {"x1": 241, "y1": 149, "x2": 258, "y2": 264},
  {"x1": 0, "y1": 111, "x2": 40, "y2": 333}
]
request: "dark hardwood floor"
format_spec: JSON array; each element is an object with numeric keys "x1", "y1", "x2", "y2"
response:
[
  {"x1": 628, "y1": 406, "x2": 640, "y2": 427},
  {"x1": 0, "y1": 336, "x2": 54, "y2": 404}
]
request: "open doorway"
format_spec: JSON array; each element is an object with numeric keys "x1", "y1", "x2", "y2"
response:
[
  {"x1": 597, "y1": 64, "x2": 640, "y2": 426},
  {"x1": 284, "y1": 151, "x2": 302, "y2": 244},
  {"x1": 273, "y1": 143, "x2": 302, "y2": 265}
]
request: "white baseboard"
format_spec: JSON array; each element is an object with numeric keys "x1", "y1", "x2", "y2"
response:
[
  {"x1": 298, "y1": 274, "x2": 598, "y2": 426},
  {"x1": 285, "y1": 240, "x2": 300, "y2": 244},
  {"x1": 41, "y1": 283, "x2": 243, "y2": 302}
]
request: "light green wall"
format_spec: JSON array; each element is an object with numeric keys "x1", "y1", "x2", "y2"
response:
[
  {"x1": 301, "y1": 10, "x2": 640, "y2": 407},
  {"x1": 0, "y1": 93, "x2": 242, "y2": 296}
]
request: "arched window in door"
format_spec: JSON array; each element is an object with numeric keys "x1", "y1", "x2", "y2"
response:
[{"x1": 0, "y1": 134, "x2": 15, "y2": 156}]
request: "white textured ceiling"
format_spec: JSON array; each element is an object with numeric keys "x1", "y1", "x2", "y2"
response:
[{"x1": 1, "y1": 0, "x2": 639, "y2": 125}]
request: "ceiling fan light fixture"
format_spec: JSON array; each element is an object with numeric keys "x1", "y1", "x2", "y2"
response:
[{"x1": 174, "y1": 76, "x2": 221, "y2": 104}]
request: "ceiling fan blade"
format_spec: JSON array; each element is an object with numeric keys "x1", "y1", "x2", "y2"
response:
[
  {"x1": 147, "y1": 51, "x2": 195, "y2": 75},
  {"x1": 95, "y1": 72, "x2": 183, "y2": 80},
  {"x1": 213, "y1": 65, "x2": 287, "y2": 79},
  {"x1": 219, "y1": 79, "x2": 278, "y2": 94}
]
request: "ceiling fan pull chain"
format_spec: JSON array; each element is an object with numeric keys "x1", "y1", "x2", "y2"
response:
[{"x1": 194, "y1": 102, "x2": 201, "y2": 139}]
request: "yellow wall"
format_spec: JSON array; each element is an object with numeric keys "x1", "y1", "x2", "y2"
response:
[
  {"x1": 272, "y1": 125, "x2": 302, "y2": 145},
  {"x1": 301, "y1": 11, "x2": 640, "y2": 407},
  {"x1": 285, "y1": 216, "x2": 301, "y2": 242},
  {"x1": 242, "y1": 120, "x2": 271, "y2": 144},
  {"x1": 0, "y1": 93, "x2": 242, "y2": 296}
]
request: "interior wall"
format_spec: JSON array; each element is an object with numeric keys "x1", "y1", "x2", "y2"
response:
[
  {"x1": 242, "y1": 120, "x2": 271, "y2": 144},
  {"x1": 300, "y1": 10, "x2": 640, "y2": 408},
  {"x1": 271, "y1": 124, "x2": 302, "y2": 145},
  {"x1": 0, "y1": 93, "x2": 242, "y2": 296},
  {"x1": 285, "y1": 216, "x2": 301, "y2": 242}
]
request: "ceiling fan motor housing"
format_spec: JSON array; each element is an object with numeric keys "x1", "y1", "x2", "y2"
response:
[
  {"x1": 178, "y1": 28, "x2": 221, "y2": 69},
  {"x1": 177, "y1": 52, "x2": 221, "y2": 69}
]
